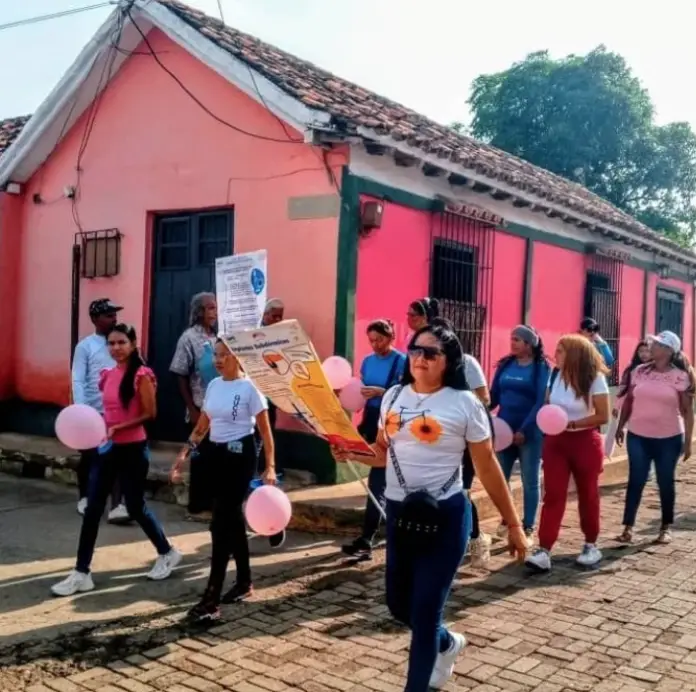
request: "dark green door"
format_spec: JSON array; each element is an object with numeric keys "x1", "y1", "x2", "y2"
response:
[{"x1": 148, "y1": 209, "x2": 233, "y2": 441}]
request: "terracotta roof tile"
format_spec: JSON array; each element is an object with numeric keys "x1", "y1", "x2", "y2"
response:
[
  {"x1": 156, "y1": 1, "x2": 693, "y2": 257},
  {"x1": 0, "y1": 115, "x2": 30, "y2": 157}
]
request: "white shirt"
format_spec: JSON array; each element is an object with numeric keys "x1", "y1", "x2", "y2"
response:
[
  {"x1": 549, "y1": 373, "x2": 609, "y2": 427},
  {"x1": 379, "y1": 385, "x2": 491, "y2": 502},
  {"x1": 464, "y1": 354, "x2": 487, "y2": 390},
  {"x1": 203, "y1": 377, "x2": 268, "y2": 443},
  {"x1": 71, "y1": 333, "x2": 115, "y2": 413}
]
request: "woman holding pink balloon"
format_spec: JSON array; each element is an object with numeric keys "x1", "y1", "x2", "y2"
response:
[
  {"x1": 171, "y1": 339, "x2": 276, "y2": 624},
  {"x1": 52, "y1": 324, "x2": 180, "y2": 598},
  {"x1": 332, "y1": 321, "x2": 527, "y2": 691},
  {"x1": 525, "y1": 335, "x2": 610, "y2": 573},
  {"x1": 342, "y1": 320, "x2": 406, "y2": 561},
  {"x1": 490, "y1": 325, "x2": 550, "y2": 545}
]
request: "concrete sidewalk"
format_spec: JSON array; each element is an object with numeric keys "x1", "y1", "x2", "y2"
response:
[{"x1": 0, "y1": 432, "x2": 636, "y2": 535}]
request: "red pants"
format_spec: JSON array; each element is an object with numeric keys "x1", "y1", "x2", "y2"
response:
[{"x1": 538, "y1": 429, "x2": 603, "y2": 550}]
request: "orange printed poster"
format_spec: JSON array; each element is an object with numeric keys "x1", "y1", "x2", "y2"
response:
[{"x1": 222, "y1": 320, "x2": 374, "y2": 457}]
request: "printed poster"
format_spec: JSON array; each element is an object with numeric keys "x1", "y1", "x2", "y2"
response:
[
  {"x1": 223, "y1": 320, "x2": 374, "y2": 456},
  {"x1": 215, "y1": 250, "x2": 267, "y2": 336}
]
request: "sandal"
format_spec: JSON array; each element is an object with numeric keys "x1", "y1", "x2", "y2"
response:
[{"x1": 616, "y1": 528, "x2": 633, "y2": 544}]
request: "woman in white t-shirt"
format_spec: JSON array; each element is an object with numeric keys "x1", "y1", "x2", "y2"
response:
[
  {"x1": 171, "y1": 340, "x2": 276, "y2": 623},
  {"x1": 525, "y1": 334, "x2": 610, "y2": 573},
  {"x1": 333, "y1": 322, "x2": 527, "y2": 692}
]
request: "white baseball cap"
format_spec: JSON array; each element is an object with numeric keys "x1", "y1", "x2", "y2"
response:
[{"x1": 651, "y1": 330, "x2": 681, "y2": 352}]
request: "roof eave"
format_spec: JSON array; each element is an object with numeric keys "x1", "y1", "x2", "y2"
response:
[
  {"x1": 0, "y1": 0, "x2": 332, "y2": 187},
  {"x1": 356, "y1": 127, "x2": 696, "y2": 270}
]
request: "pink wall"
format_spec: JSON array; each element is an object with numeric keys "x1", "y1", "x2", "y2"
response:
[
  {"x1": 490, "y1": 231, "x2": 526, "y2": 367},
  {"x1": 0, "y1": 193, "x2": 22, "y2": 399},
  {"x1": 618, "y1": 265, "x2": 645, "y2": 373},
  {"x1": 645, "y1": 273, "x2": 658, "y2": 335},
  {"x1": 354, "y1": 198, "x2": 430, "y2": 370},
  {"x1": 528, "y1": 243, "x2": 585, "y2": 354},
  {"x1": 354, "y1": 200, "x2": 526, "y2": 379},
  {"x1": 10, "y1": 29, "x2": 345, "y2": 406}
]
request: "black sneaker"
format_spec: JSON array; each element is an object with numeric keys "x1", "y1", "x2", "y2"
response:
[
  {"x1": 268, "y1": 530, "x2": 287, "y2": 549},
  {"x1": 221, "y1": 582, "x2": 253, "y2": 604},
  {"x1": 187, "y1": 598, "x2": 221, "y2": 623},
  {"x1": 341, "y1": 537, "x2": 373, "y2": 561}
]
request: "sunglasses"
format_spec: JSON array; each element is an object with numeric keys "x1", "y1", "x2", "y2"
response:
[{"x1": 408, "y1": 346, "x2": 444, "y2": 361}]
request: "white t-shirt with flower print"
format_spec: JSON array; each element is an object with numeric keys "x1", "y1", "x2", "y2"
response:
[{"x1": 379, "y1": 385, "x2": 491, "y2": 502}]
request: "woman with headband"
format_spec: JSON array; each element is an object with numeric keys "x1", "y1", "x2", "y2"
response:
[{"x1": 490, "y1": 325, "x2": 550, "y2": 546}]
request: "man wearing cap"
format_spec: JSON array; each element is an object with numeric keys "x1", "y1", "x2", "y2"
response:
[{"x1": 71, "y1": 298, "x2": 129, "y2": 522}]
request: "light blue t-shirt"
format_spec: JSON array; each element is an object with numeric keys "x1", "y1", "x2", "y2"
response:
[{"x1": 360, "y1": 350, "x2": 406, "y2": 408}]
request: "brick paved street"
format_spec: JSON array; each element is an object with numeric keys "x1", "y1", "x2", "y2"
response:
[{"x1": 3, "y1": 462, "x2": 696, "y2": 692}]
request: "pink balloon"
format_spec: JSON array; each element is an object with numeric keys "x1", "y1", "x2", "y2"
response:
[
  {"x1": 536, "y1": 404, "x2": 568, "y2": 436},
  {"x1": 322, "y1": 355, "x2": 353, "y2": 390},
  {"x1": 339, "y1": 377, "x2": 366, "y2": 412},
  {"x1": 55, "y1": 404, "x2": 107, "y2": 450},
  {"x1": 245, "y1": 485, "x2": 292, "y2": 536},
  {"x1": 492, "y1": 416, "x2": 514, "y2": 452}
]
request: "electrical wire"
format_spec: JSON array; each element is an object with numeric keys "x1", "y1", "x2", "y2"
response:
[
  {"x1": 126, "y1": 7, "x2": 302, "y2": 145},
  {"x1": 0, "y1": 2, "x2": 113, "y2": 32}
]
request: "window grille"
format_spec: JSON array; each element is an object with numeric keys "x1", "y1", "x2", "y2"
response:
[{"x1": 430, "y1": 211, "x2": 494, "y2": 374}]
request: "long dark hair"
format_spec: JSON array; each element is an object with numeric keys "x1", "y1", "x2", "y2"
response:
[
  {"x1": 617, "y1": 340, "x2": 649, "y2": 397},
  {"x1": 402, "y1": 322, "x2": 469, "y2": 390},
  {"x1": 110, "y1": 323, "x2": 145, "y2": 408},
  {"x1": 410, "y1": 297, "x2": 440, "y2": 323}
]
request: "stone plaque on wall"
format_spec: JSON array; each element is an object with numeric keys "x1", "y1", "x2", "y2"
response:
[{"x1": 287, "y1": 194, "x2": 340, "y2": 220}]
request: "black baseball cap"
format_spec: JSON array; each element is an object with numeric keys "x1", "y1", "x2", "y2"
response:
[{"x1": 89, "y1": 298, "x2": 123, "y2": 318}]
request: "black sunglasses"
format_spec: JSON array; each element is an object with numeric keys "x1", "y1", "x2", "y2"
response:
[{"x1": 408, "y1": 346, "x2": 443, "y2": 361}]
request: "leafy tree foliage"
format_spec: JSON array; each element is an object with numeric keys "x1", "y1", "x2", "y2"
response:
[{"x1": 466, "y1": 46, "x2": 696, "y2": 246}]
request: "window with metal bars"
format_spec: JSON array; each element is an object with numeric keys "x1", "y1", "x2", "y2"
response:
[
  {"x1": 656, "y1": 287, "x2": 684, "y2": 340},
  {"x1": 583, "y1": 253, "x2": 623, "y2": 385},
  {"x1": 429, "y1": 212, "x2": 494, "y2": 374},
  {"x1": 80, "y1": 229, "x2": 121, "y2": 279}
]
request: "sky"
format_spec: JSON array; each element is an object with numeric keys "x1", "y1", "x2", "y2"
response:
[{"x1": 1, "y1": 0, "x2": 695, "y2": 133}]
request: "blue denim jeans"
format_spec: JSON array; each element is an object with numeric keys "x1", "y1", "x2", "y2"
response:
[
  {"x1": 385, "y1": 492, "x2": 471, "y2": 692},
  {"x1": 76, "y1": 441, "x2": 171, "y2": 573},
  {"x1": 623, "y1": 432, "x2": 683, "y2": 527},
  {"x1": 496, "y1": 435, "x2": 543, "y2": 531}
]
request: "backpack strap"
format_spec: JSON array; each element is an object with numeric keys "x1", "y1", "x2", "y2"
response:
[{"x1": 549, "y1": 367, "x2": 560, "y2": 390}]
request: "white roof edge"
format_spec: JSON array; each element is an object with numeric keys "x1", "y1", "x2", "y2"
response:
[
  {"x1": 356, "y1": 128, "x2": 695, "y2": 269},
  {"x1": 0, "y1": 0, "x2": 330, "y2": 186}
]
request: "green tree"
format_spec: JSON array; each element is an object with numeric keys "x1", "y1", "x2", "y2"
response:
[{"x1": 466, "y1": 46, "x2": 696, "y2": 247}]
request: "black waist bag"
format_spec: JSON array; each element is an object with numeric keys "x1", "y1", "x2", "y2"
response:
[{"x1": 383, "y1": 386, "x2": 459, "y2": 554}]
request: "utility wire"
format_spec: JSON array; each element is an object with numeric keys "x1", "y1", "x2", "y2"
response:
[
  {"x1": 126, "y1": 7, "x2": 302, "y2": 145},
  {"x1": 0, "y1": 2, "x2": 113, "y2": 32}
]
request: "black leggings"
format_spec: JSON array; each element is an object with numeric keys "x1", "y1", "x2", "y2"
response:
[
  {"x1": 462, "y1": 449, "x2": 480, "y2": 540},
  {"x1": 206, "y1": 435, "x2": 256, "y2": 601}
]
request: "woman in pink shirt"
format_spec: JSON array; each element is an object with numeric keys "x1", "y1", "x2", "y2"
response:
[
  {"x1": 612, "y1": 340, "x2": 651, "y2": 419},
  {"x1": 615, "y1": 331, "x2": 695, "y2": 544},
  {"x1": 52, "y1": 324, "x2": 181, "y2": 597}
]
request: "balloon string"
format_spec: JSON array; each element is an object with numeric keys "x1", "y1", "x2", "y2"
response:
[{"x1": 346, "y1": 460, "x2": 386, "y2": 520}]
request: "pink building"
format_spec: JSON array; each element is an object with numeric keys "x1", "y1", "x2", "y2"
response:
[{"x1": 1, "y1": 0, "x2": 694, "y2": 483}]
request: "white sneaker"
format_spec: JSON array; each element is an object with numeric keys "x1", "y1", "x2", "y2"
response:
[
  {"x1": 429, "y1": 632, "x2": 467, "y2": 688},
  {"x1": 107, "y1": 504, "x2": 130, "y2": 524},
  {"x1": 147, "y1": 548, "x2": 182, "y2": 581},
  {"x1": 51, "y1": 570, "x2": 94, "y2": 597},
  {"x1": 576, "y1": 544, "x2": 602, "y2": 567},
  {"x1": 525, "y1": 548, "x2": 552, "y2": 572},
  {"x1": 77, "y1": 497, "x2": 88, "y2": 516},
  {"x1": 469, "y1": 533, "x2": 491, "y2": 568}
]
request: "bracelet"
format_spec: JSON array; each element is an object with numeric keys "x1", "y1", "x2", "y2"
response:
[{"x1": 508, "y1": 524, "x2": 522, "y2": 529}]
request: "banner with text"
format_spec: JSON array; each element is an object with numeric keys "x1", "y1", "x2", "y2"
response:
[
  {"x1": 215, "y1": 250, "x2": 267, "y2": 335},
  {"x1": 223, "y1": 320, "x2": 374, "y2": 456}
]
